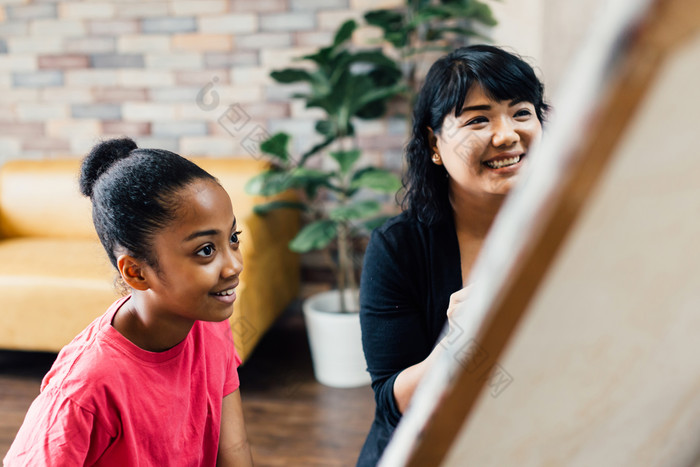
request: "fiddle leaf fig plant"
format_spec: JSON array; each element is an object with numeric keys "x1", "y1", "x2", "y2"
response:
[
  {"x1": 365, "y1": 0, "x2": 497, "y2": 93},
  {"x1": 246, "y1": 2, "x2": 498, "y2": 313},
  {"x1": 245, "y1": 19, "x2": 403, "y2": 312}
]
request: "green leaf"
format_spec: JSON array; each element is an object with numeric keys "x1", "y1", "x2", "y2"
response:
[
  {"x1": 298, "y1": 136, "x2": 335, "y2": 166},
  {"x1": 352, "y1": 82, "x2": 406, "y2": 113},
  {"x1": 253, "y1": 200, "x2": 308, "y2": 215},
  {"x1": 329, "y1": 149, "x2": 361, "y2": 175},
  {"x1": 364, "y1": 10, "x2": 409, "y2": 48},
  {"x1": 287, "y1": 167, "x2": 336, "y2": 198},
  {"x1": 330, "y1": 200, "x2": 381, "y2": 221},
  {"x1": 244, "y1": 170, "x2": 292, "y2": 196},
  {"x1": 350, "y1": 168, "x2": 402, "y2": 193},
  {"x1": 259, "y1": 132, "x2": 291, "y2": 162},
  {"x1": 289, "y1": 220, "x2": 338, "y2": 252},
  {"x1": 270, "y1": 68, "x2": 314, "y2": 84},
  {"x1": 333, "y1": 19, "x2": 357, "y2": 48}
]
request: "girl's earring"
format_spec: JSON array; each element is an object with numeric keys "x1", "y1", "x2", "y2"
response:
[{"x1": 432, "y1": 153, "x2": 441, "y2": 164}]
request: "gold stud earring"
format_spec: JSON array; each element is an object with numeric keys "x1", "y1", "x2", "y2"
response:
[{"x1": 432, "y1": 153, "x2": 441, "y2": 164}]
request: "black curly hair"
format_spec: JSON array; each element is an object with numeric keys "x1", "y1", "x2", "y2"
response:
[{"x1": 401, "y1": 45, "x2": 550, "y2": 225}]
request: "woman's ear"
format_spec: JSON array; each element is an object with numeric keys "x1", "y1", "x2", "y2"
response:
[
  {"x1": 427, "y1": 127, "x2": 439, "y2": 154},
  {"x1": 117, "y1": 254, "x2": 150, "y2": 291}
]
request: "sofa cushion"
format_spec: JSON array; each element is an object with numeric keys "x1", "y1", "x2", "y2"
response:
[
  {"x1": 0, "y1": 238, "x2": 119, "y2": 351},
  {"x1": 0, "y1": 160, "x2": 95, "y2": 240}
]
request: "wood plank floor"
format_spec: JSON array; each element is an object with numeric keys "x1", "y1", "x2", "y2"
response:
[{"x1": 0, "y1": 303, "x2": 375, "y2": 466}]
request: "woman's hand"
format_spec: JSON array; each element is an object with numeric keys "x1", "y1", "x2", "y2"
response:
[
  {"x1": 393, "y1": 284, "x2": 474, "y2": 413},
  {"x1": 442, "y1": 284, "x2": 475, "y2": 346}
]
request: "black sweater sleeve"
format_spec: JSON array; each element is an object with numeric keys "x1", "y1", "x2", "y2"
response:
[
  {"x1": 359, "y1": 223, "x2": 435, "y2": 427},
  {"x1": 357, "y1": 212, "x2": 461, "y2": 466}
]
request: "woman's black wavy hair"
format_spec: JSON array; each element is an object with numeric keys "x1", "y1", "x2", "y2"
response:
[
  {"x1": 401, "y1": 44, "x2": 549, "y2": 225},
  {"x1": 79, "y1": 137, "x2": 217, "y2": 270}
]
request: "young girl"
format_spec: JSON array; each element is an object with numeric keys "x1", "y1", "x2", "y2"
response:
[{"x1": 4, "y1": 138, "x2": 253, "y2": 466}]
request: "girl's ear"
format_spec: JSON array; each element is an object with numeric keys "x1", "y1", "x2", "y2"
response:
[{"x1": 117, "y1": 254, "x2": 150, "y2": 291}]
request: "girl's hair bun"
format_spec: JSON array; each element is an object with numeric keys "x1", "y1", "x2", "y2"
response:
[{"x1": 79, "y1": 137, "x2": 138, "y2": 198}]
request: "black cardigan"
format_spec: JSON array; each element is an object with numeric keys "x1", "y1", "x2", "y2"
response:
[{"x1": 357, "y1": 210, "x2": 462, "y2": 466}]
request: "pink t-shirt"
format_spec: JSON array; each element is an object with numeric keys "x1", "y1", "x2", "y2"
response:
[{"x1": 4, "y1": 295, "x2": 241, "y2": 466}]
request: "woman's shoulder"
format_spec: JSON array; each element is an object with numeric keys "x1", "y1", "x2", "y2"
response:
[
  {"x1": 371, "y1": 209, "x2": 449, "y2": 246},
  {"x1": 374, "y1": 210, "x2": 424, "y2": 239}
]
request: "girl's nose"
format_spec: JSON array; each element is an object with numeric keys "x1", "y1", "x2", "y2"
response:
[
  {"x1": 491, "y1": 118, "x2": 519, "y2": 148},
  {"x1": 222, "y1": 248, "x2": 243, "y2": 278}
]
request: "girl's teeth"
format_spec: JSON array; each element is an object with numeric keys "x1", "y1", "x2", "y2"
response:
[
  {"x1": 486, "y1": 155, "x2": 521, "y2": 169},
  {"x1": 216, "y1": 288, "x2": 235, "y2": 296}
]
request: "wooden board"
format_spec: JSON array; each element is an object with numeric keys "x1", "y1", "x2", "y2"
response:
[{"x1": 379, "y1": 0, "x2": 700, "y2": 465}]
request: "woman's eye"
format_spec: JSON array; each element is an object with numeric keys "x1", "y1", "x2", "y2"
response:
[
  {"x1": 514, "y1": 109, "x2": 533, "y2": 118},
  {"x1": 196, "y1": 245, "x2": 215, "y2": 257},
  {"x1": 466, "y1": 116, "x2": 488, "y2": 126},
  {"x1": 230, "y1": 230, "x2": 242, "y2": 244}
]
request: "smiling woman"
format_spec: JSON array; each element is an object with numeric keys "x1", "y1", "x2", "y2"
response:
[
  {"x1": 357, "y1": 45, "x2": 549, "y2": 465},
  {"x1": 4, "y1": 138, "x2": 253, "y2": 466}
]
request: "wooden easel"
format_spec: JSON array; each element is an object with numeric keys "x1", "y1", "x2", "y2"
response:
[{"x1": 380, "y1": 0, "x2": 700, "y2": 465}]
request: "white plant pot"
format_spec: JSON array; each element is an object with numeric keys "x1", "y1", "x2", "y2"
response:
[{"x1": 302, "y1": 289, "x2": 371, "y2": 388}]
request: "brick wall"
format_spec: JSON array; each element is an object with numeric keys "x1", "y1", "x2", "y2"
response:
[{"x1": 0, "y1": 0, "x2": 406, "y2": 167}]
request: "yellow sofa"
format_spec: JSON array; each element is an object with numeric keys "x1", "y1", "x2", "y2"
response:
[{"x1": 0, "y1": 157, "x2": 299, "y2": 362}]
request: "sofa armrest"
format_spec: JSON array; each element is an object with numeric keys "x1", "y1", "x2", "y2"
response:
[{"x1": 229, "y1": 190, "x2": 301, "y2": 362}]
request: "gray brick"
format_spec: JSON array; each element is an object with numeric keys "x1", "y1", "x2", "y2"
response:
[
  {"x1": 149, "y1": 87, "x2": 200, "y2": 102},
  {"x1": 71, "y1": 104, "x2": 122, "y2": 120},
  {"x1": 141, "y1": 17, "x2": 197, "y2": 34},
  {"x1": 0, "y1": 22, "x2": 29, "y2": 36},
  {"x1": 91, "y1": 54, "x2": 144, "y2": 69},
  {"x1": 203, "y1": 51, "x2": 259, "y2": 68},
  {"x1": 133, "y1": 136, "x2": 180, "y2": 153},
  {"x1": 12, "y1": 71, "x2": 63, "y2": 88},
  {"x1": 152, "y1": 121, "x2": 208, "y2": 137},
  {"x1": 290, "y1": 0, "x2": 347, "y2": 10},
  {"x1": 7, "y1": 4, "x2": 57, "y2": 20},
  {"x1": 265, "y1": 82, "x2": 310, "y2": 101},
  {"x1": 235, "y1": 32, "x2": 292, "y2": 50},
  {"x1": 260, "y1": 12, "x2": 315, "y2": 32},
  {"x1": 65, "y1": 37, "x2": 116, "y2": 54}
]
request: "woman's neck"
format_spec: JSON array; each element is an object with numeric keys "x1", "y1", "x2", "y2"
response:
[
  {"x1": 450, "y1": 189, "x2": 506, "y2": 286},
  {"x1": 450, "y1": 188, "x2": 505, "y2": 239}
]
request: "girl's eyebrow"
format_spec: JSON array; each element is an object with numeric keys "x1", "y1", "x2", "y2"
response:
[
  {"x1": 184, "y1": 229, "x2": 219, "y2": 242},
  {"x1": 183, "y1": 218, "x2": 237, "y2": 243}
]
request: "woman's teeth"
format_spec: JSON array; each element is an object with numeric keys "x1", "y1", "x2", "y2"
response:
[
  {"x1": 485, "y1": 155, "x2": 521, "y2": 169},
  {"x1": 214, "y1": 288, "x2": 235, "y2": 296}
]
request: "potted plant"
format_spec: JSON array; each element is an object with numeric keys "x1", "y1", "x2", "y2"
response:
[
  {"x1": 245, "y1": 19, "x2": 404, "y2": 387},
  {"x1": 246, "y1": 2, "x2": 497, "y2": 388}
]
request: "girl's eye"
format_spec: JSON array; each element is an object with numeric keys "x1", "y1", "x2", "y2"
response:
[
  {"x1": 514, "y1": 108, "x2": 533, "y2": 118},
  {"x1": 196, "y1": 245, "x2": 215, "y2": 257},
  {"x1": 230, "y1": 230, "x2": 242, "y2": 244}
]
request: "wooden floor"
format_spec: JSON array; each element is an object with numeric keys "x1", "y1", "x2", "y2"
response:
[{"x1": 0, "y1": 303, "x2": 375, "y2": 466}]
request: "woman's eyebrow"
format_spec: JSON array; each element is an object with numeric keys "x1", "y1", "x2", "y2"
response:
[{"x1": 457, "y1": 104, "x2": 492, "y2": 116}]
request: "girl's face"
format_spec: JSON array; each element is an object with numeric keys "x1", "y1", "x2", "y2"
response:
[
  {"x1": 143, "y1": 179, "x2": 243, "y2": 324},
  {"x1": 430, "y1": 84, "x2": 543, "y2": 199}
]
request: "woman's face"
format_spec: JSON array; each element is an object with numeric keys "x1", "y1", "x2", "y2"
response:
[{"x1": 430, "y1": 84, "x2": 543, "y2": 199}]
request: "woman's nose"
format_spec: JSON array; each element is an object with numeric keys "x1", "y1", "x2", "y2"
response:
[{"x1": 491, "y1": 118, "x2": 519, "y2": 147}]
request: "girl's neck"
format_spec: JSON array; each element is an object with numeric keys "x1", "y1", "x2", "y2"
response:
[{"x1": 113, "y1": 295, "x2": 194, "y2": 353}]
